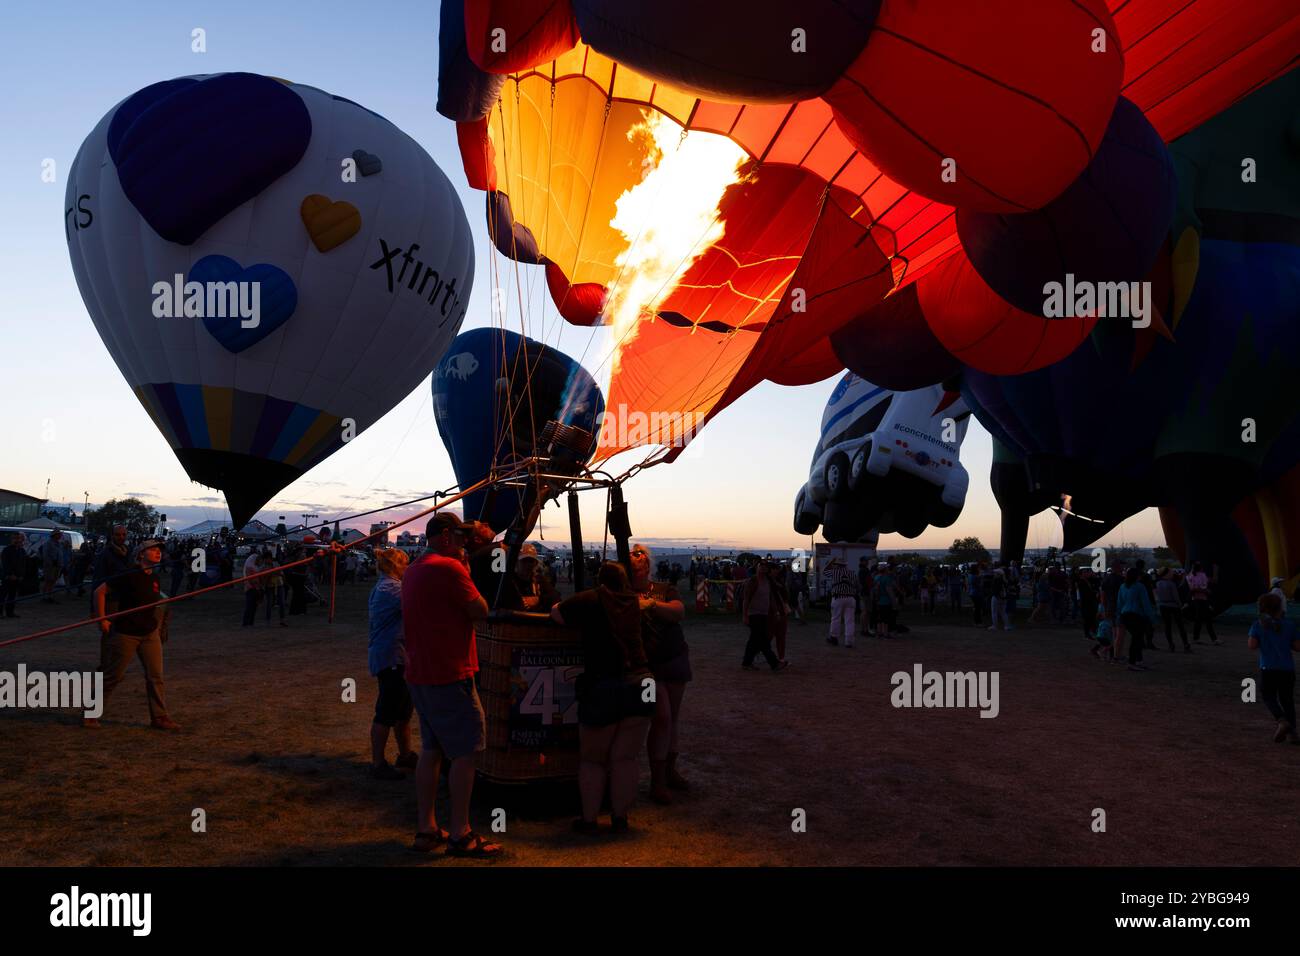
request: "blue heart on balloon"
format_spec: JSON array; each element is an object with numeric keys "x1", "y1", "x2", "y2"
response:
[
  {"x1": 108, "y1": 73, "x2": 312, "y2": 245},
  {"x1": 189, "y1": 255, "x2": 297, "y2": 353}
]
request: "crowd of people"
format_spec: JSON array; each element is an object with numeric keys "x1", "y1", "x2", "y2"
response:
[
  {"x1": 807, "y1": 554, "x2": 1299, "y2": 741},
  {"x1": 365, "y1": 515, "x2": 696, "y2": 856},
  {"x1": 801, "y1": 556, "x2": 1261, "y2": 664},
  {"x1": 14, "y1": 514, "x2": 1298, "y2": 846}
]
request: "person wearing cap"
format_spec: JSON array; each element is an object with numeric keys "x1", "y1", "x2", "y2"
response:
[
  {"x1": 1248, "y1": 590, "x2": 1300, "y2": 743},
  {"x1": 401, "y1": 511, "x2": 500, "y2": 858},
  {"x1": 822, "y1": 557, "x2": 858, "y2": 648},
  {"x1": 1269, "y1": 577, "x2": 1288, "y2": 616},
  {"x1": 496, "y1": 543, "x2": 560, "y2": 613},
  {"x1": 90, "y1": 538, "x2": 179, "y2": 730}
]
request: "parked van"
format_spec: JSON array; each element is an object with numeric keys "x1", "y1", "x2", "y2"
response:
[{"x1": 0, "y1": 526, "x2": 86, "y2": 559}]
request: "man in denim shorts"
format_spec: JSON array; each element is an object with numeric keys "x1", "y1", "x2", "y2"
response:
[{"x1": 401, "y1": 511, "x2": 500, "y2": 858}]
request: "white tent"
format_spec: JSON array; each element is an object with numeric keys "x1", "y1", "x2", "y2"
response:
[
  {"x1": 176, "y1": 519, "x2": 229, "y2": 536},
  {"x1": 176, "y1": 519, "x2": 275, "y2": 538},
  {"x1": 19, "y1": 516, "x2": 74, "y2": 530}
]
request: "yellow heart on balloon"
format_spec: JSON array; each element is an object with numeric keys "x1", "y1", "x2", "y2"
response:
[{"x1": 300, "y1": 194, "x2": 361, "y2": 253}]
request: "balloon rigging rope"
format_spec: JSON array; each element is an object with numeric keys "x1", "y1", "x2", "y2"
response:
[
  {"x1": 321, "y1": 391, "x2": 430, "y2": 528},
  {"x1": 0, "y1": 471, "x2": 517, "y2": 650},
  {"x1": 495, "y1": 99, "x2": 523, "y2": 475},
  {"x1": 567, "y1": 94, "x2": 614, "y2": 373}
]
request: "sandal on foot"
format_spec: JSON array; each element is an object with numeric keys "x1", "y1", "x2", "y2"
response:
[
  {"x1": 412, "y1": 828, "x2": 449, "y2": 852},
  {"x1": 446, "y1": 831, "x2": 502, "y2": 858}
]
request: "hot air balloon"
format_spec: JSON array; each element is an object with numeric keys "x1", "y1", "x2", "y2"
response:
[
  {"x1": 438, "y1": 0, "x2": 1296, "y2": 464},
  {"x1": 66, "y1": 72, "x2": 475, "y2": 526},
  {"x1": 434, "y1": 0, "x2": 1143, "y2": 460},
  {"x1": 433, "y1": 328, "x2": 605, "y2": 534},
  {"x1": 961, "y1": 71, "x2": 1300, "y2": 606},
  {"x1": 794, "y1": 373, "x2": 972, "y2": 543}
]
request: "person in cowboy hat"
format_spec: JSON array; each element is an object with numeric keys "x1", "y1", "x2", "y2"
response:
[{"x1": 90, "y1": 538, "x2": 179, "y2": 730}]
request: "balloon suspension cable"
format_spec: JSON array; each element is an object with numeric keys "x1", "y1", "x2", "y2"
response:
[{"x1": 328, "y1": 550, "x2": 338, "y2": 625}]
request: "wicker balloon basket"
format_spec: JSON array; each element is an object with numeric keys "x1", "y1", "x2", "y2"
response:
[{"x1": 476, "y1": 612, "x2": 584, "y2": 784}]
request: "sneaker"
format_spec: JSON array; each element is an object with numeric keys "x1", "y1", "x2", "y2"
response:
[
  {"x1": 826, "y1": 637, "x2": 839, "y2": 646},
  {"x1": 845, "y1": 642, "x2": 855, "y2": 649},
  {"x1": 773, "y1": 660, "x2": 791, "y2": 672},
  {"x1": 1127, "y1": 663, "x2": 1150, "y2": 672},
  {"x1": 1274, "y1": 722, "x2": 1291, "y2": 743},
  {"x1": 742, "y1": 663, "x2": 758, "y2": 671},
  {"x1": 150, "y1": 716, "x2": 182, "y2": 731},
  {"x1": 371, "y1": 761, "x2": 405, "y2": 780}
]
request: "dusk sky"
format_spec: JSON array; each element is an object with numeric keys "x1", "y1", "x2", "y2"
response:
[{"x1": 0, "y1": 0, "x2": 1166, "y2": 552}]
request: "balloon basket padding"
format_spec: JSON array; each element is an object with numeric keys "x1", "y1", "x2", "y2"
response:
[{"x1": 475, "y1": 613, "x2": 581, "y2": 784}]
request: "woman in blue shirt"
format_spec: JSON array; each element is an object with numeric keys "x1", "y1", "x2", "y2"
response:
[
  {"x1": 1117, "y1": 568, "x2": 1158, "y2": 671},
  {"x1": 1248, "y1": 591, "x2": 1300, "y2": 743},
  {"x1": 368, "y1": 548, "x2": 415, "y2": 779}
]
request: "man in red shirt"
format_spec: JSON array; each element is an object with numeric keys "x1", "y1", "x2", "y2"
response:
[{"x1": 401, "y1": 511, "x2": 499, "y2": 857}]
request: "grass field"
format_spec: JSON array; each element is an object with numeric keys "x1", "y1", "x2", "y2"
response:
[{"x1": 1, "y1": 581, "x2": 1295, "y2": 866}]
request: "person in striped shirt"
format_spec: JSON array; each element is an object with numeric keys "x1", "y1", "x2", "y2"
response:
[{"x1": 823, "y1": 559, "x2": 859, "y2": 648}]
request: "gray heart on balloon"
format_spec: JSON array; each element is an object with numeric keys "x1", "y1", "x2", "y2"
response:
[{"x1": 352, "y1": 149, "x2": 382, "y2": 176}]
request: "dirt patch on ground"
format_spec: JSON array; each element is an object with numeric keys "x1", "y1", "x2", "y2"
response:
[{"x1": 1, "y1": 584, "x2": 1294, "y2": 866}]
